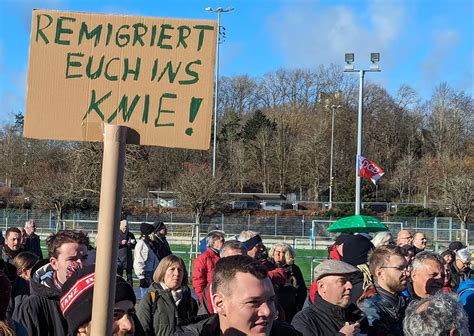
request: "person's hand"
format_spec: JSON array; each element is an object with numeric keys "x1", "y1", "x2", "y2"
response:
[
  {"x1": 339, "y1": 322, "x2": 360, "y2": 336},
  {"x1": 121, "y1": 239, "x2": 127, "y2": 245},
  {"x1": 139, "y1": 278, "x2": 149, "y2": 288}
]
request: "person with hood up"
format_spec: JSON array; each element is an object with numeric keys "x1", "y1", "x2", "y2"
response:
[
  {"x1": 151, "y1": 221, "x2": 172, "y2": 260},
  {"x1": 134, "y1": 223, "x2": 160, "y2": 299},
  {"x1": 341, "y1": 234, "x2": 375, "y2": 305}
]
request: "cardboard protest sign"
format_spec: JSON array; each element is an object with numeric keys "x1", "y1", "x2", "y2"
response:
[{"x1": 24, "y1": 9, "x2": 217, "y2": 149}]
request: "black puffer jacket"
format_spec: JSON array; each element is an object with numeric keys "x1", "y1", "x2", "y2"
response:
[
  {"x1": 358, "y1": 284, "x2": 407, "y2": 336},
  {"x1": 13, "y1": 263, "x2": 68, "y2": 336},
  {"x1": 175, "y1": 313, "x2": 302, "y2": 336},
  {"x1": 291, "y1": 294, "x2": 369, "y2": 336}
]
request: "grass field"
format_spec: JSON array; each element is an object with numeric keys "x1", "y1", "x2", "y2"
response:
[{"x1": 40, "y1": 243, "x2": 328, "y2": 286}]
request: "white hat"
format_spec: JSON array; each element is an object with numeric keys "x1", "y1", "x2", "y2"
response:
[{"x1": 456, "y1": 248, "x2": 472, "y2": 263}]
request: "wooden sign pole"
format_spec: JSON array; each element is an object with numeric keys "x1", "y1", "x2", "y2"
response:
[{"x1": 90, "y1": 124, "x2": 127, "y2": 335}]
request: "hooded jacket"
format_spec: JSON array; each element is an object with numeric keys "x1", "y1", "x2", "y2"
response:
[
  {"x1": 14, "y1": 263, "x2": 68, "y2": 336},
  {"x1": 291, "y1": 294, "x2": 369, "y2": 336}
]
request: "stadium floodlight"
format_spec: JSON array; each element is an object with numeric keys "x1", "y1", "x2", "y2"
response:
[
  {"x1": 206, "y1": 5, "x2": 235, "y2": 177},
  {"x1": 345, "y1": 53, "x2": 354, "y2": 71},
  {"x1": 370, "y1": 52, "x2": 380, "y2": 70},
  {"x1": 343, "y1": 53, "x2": 381, "y2": 215}
]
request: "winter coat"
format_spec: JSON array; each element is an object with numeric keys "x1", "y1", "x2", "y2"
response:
[
  {"x1": 358, "y1": 283, "x2": 407, "y2": 336},
  {"x1": 192, "y1": 248, "x2": 220, "y2": 302},
  {"x1": 291, "y1": 294, "x2": 369, "y2": 336},
  {"x1": 25, "y1": 233, "x2": 43, "y2": 259},
  {"x1": 14, "y1": 263, "x2": 68, "y2": 336},
  {"x1": 174, "y1": 313, "x2": 302, "y2": 336},
  {"x1": 134, "y1": 238, "x2": 160, "y2": 280},
  {"x1": 136, "y1": 282, "x2": 198, "y2": 336},
  {"x1": 450, "y1": 263, "x2": 470, "y2": 291},
  {"x1": 152, "y1": 236, "x2": 172, "y2": 260},
  {"x1": 118, "y1": 231, "x2": 136, "y2": 272}
]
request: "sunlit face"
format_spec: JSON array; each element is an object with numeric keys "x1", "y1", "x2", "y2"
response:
[
  {"x1": 455, "y1": 258, "x2": 471, "y2": 272},
  {"x1": 272, "y1": 247, "x2": 286, "y2": 264},
  {"x1": 25, "y1": 222, "x2": 36, "y2": 235},
  {"x1": 397, "y1": 230, "x2": 412, "y2": 246},
  {"x1": 120, "y1": 223, "x2": 128, "y2": 233},
  {"x1": 411, "y1": 259, "x2": 444, "y2": 298},
  {"x1": 213, "y1": 237, "x2": 225, "y2": 250},
  {"x1": 378, "y1": 255, "x2": 409, "y2": 293},
  {"x1": 318, "y1": 275, "x2": 353, "y2": 308},
  {"x1": 412, "y1": 233, "x2": 427, "y2": 250},
  {"x1": 50, "y1": 242, "x2": 88, "y2": 285},
  {"x1": 163, "y1": 262, "x2": 184, "y2": 290},
  {"x1": 248, "y1": 243, "x2": 265, "y2": 259},
  {"x1": 6, "y1": 232, "x2": 21, "y2": 251},
  {"x1": 214, "y1": 272, "x2": 275, "y2": 336}
]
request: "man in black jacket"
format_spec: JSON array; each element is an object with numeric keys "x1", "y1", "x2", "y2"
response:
[
  {"x1": 117, "y1": 219, "x2": 136, "y2": 286},
  {"x1": 14, "y1": 230, "x2": 90, "y2": 336},
  {"x1": 359, "y1": 245, "x2": 409, "y2": 336},
  {"x1": 152, "y1": 221, "x2": 172, "y2": 260},
  {"x1": 24, "y1": 220, "x2": 43, "y2": 258},
  {"x1": 291, "y1": 260, "x2": 369, "y2": 336}
]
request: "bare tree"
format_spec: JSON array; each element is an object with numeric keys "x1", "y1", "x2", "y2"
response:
[{"x1": 173, "y1": 165, "x2": 226, "y2": 223}]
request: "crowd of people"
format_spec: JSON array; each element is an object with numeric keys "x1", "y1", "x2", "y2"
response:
[{"x1": 0, "y1": 220, "x2": 473, "y2": 335}]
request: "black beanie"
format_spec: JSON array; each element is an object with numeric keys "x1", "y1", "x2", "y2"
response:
[
  {"x1": 140, "y1": 222, "x2": 155, "y2": 235},
  {"x1": 60, "y1": 265, "x2": 136, "y2": 334},
  {"x1": 154, "y1": 221, "x2": 166, "y2": 232},
  {"x1": 342, "y1": 234, "x2": 374, "y2": 266}
]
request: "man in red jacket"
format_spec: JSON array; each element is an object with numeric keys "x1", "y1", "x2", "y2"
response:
[{"x1": 192, "y1": 231, "x2": 225, "y2": 302}]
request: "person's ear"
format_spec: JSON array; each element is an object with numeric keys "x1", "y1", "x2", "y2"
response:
[
  {"x1": 50, "y1": 257, "x2": 59, "y2": 272},
  {"x1": 376, "y1": 267, "x2": 383, "y2": 280},
  {"x1": 212, "y1": 292, "x2": 225, "y2": 316},
  {"x1": 317, "y1": 279, "x2": 324, "y2": 292}
]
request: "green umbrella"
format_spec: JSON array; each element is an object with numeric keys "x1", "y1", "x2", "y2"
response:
[{"x1": 326, "y1": 215, "x2": 388, "y2": 233}]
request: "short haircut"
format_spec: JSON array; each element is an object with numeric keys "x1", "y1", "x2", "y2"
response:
[
  {"x1": 368, "y1": 245, "x2": 404, "y2": 278},
  {"x1": 13, "y1": 251, "x2": 39, "y2": 277},
  {"x1": 403, "y1": 292, "x2": 469, "y2": 336},
  {"x1": 237, "y1": 230, "x2": 258, "y2": 242},
  {"x1": 5, "y1": 227, "x2": 21, "y2": 239},
  {"x1": 24, "y1": 219, "x2": 35, "y2": 229},
  {"x1": 206, "y1": 231, "x2": 225, "y2": 248},
  {"x1": 269, "y1": 242, "x2": 295, "y2": 265},
  {"x1": 46, "y1": 230, "x2": 90, "y2": 259},
  {"x1": 152, "y1": 254, "x2": 188, "y2": 286},
  {"x1": 220, "y1": 240, "x2": 247, "y2": 257},
  {"x1": 211, "y1": 255, "x2": 268, "y2": 295},
  {"x1": 411, "y1": 251, "x2": 444, "y2": 272},
  {"x1": 413, "y1": 232, "x2": 425, "y2": 239}
]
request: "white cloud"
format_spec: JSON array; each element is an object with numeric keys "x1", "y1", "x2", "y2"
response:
[
  {"x1": 266, "y1": 0, "x2": 406, "y2": 69},
  {"x1": 421, "y1": 29, "x2": 460, "y2": 84}
]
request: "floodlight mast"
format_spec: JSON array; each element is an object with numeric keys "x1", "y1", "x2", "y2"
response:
[
  {"x1": 206, "y1": 6, "x2": 234, "y2": 177},
  {"x1": 344, "y1": 53, "x2": 381, "y2": 215}
]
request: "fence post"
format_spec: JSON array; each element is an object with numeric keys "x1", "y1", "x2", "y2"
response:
[
  {"x1": 302, "y1": 215, "x2": 305, "y2": 237},
  {"x1": 433, "y1": 217, "x2": 438, "y2": 243},
  {"x1": 274, "y1": 214, "x2": 277, "y2": 236},
  {"x1": 247, "y1": 214, "x2": 250, "y2": 230},
  {"x1": 221, "y1": 213, "x2": 224, "y2": 232},
  {"x1": 449, "y1": 217, "x2": 452, "y2": 241},
  {"x1": 170, "y1": 213, "x2": 173, "y2": 223}
]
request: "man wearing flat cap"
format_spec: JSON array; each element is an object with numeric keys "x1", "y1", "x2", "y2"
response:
[{"x1": 292, "y1": 260, "x2": 369, "y2": 336}]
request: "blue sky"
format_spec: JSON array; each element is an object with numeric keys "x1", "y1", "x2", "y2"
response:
[{"x1": 0, "y1": 0, "x2": 473, "y2": 122}]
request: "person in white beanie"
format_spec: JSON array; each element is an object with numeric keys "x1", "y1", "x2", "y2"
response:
[{"x1": 450, "y1": 247, "x2": 472, "y2": 290}]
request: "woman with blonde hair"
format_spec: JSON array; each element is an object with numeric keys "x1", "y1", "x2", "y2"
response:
[
  {"x1": 136, "y1": 254, "x2": 197, "y2": 336},
  {"x1": 269, "y1": 242, "x2": 307, "y2": 322},
  {"x1": 371, "y1": 231, "x2": 394, "y2": 248}
]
